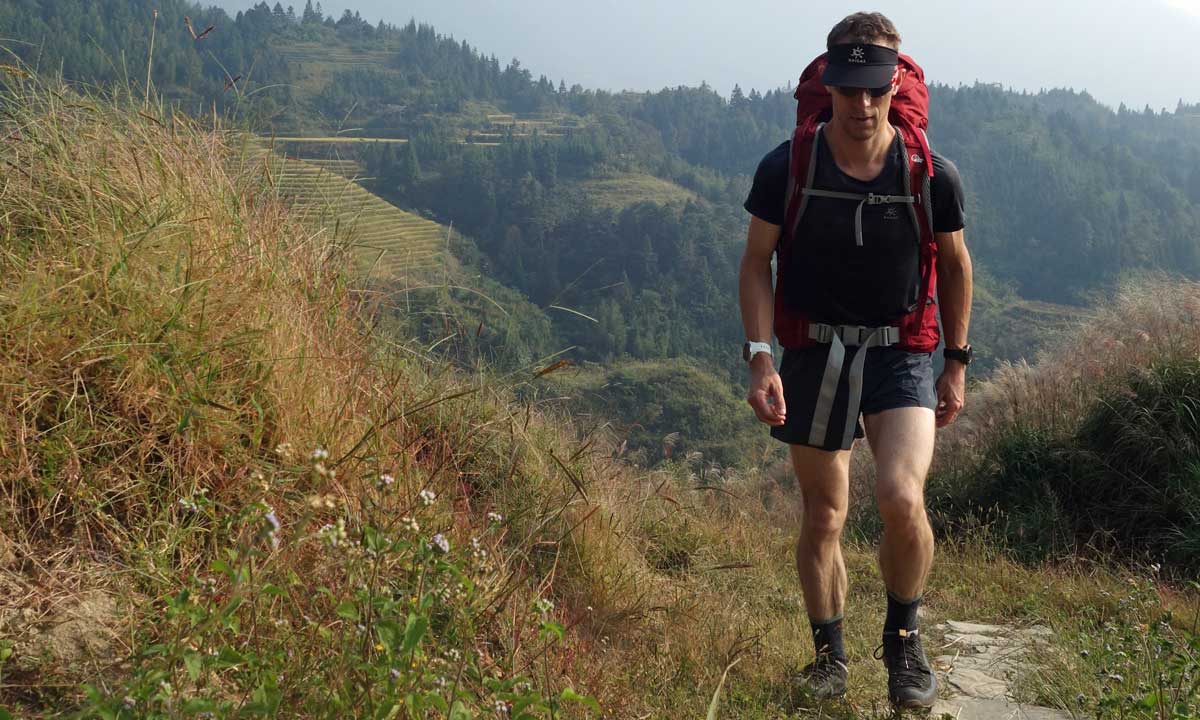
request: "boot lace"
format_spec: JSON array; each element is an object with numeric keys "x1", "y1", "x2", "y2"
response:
[
  {"x1": 873, "y1": 628, "x2": 930, "y2": 688},
  {"x1": 799, "y1": 654, "x2": 847, "y2": 684}
]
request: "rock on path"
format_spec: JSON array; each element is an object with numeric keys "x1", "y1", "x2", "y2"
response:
[{"x1": 931, "y1": 620, "x2": 1074, "y2": 720}]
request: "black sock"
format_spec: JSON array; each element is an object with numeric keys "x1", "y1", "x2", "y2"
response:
[
  {"x1": 810, "y1": 615, "x2": 847, "y2": 662},
  {"x1": 884, "y1": 592, "x2": 921, "y2": 633}
]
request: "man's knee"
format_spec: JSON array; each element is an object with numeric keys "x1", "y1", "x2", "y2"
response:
[
  {"x1": 801, "y1": 497, "x2": 847, "y2": 540},
  {"x1": 876, "y1": 478, "x2": 928, "y2": 529}
]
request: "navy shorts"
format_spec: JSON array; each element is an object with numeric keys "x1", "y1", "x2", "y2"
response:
[{"x1": 770, "y1": 345, "x2": 937, "y2": 451}]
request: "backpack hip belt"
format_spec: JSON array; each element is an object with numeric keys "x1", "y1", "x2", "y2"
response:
[{"x1": 806, "y1": 323, "x2": 899, "y2": 449}]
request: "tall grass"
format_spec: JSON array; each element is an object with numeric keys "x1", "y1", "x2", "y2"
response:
[
  {"x1": 922, "y1": 277, "x2": 1200, "y2": 574},
  {"x1": 0, "y1": 71, "x2": 1196, "y2": 720},
  {"x1": 0, "y1": 73, "x2": 607, "y2": 717}
]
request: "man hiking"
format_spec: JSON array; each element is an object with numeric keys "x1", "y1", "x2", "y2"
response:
[{"x1": 738, "y1": 12, "x2": 973, "y2": 706}]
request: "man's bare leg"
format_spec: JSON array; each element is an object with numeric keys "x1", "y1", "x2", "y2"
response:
[
  {"x1": 864, "y1": 405, "x2": 938, "y2": 706},
  {"x1": 864, "y1": 406, "x2": 936, "y2": 598},
  {"x1": 790, "y1": 443, "x2": 853, "y2": 621},
  {"x1": 789, "y1": 442, "x2": 854, "y2": 697}
]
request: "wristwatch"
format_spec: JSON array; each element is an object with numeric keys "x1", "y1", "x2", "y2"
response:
[
  {"x1": 743, "y1": 341, "x2": 773, "y2": 363},
  {"x1": 943, "y1": 344, "x2": 974, "y2": 366}
]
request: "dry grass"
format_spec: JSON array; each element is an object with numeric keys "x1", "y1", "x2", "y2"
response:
[
  {"x1": 937, "y1": 275, "x2": 1200, "y2": 471},
  {"x1": 0, "y1": 75, "x2": 1195, "y2": 719}
]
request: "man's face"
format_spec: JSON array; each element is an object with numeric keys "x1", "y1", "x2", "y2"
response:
[{"x1": 824, "y1": 71, "x2": 899, "y2": 142}]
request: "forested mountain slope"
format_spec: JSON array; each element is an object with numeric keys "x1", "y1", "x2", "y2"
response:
[{"x1": 5, "y1": 0, "x2": 1197, "y2": 422}]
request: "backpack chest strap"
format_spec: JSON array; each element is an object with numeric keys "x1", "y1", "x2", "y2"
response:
[{"x1": 800, "y1": 189, "x2": 916, "y2": 246}]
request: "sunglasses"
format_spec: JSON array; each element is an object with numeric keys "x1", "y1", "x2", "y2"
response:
[{"x1": 831, "y1": 84, "x2": 894, "y2": 98}]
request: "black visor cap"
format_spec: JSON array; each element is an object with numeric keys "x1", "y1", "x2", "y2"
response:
[{"x1": 821, "y1": 43, "x2": 898, "y2": 89}]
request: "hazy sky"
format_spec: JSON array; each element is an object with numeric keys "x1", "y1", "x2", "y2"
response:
[{"x1": 215, "y1": 0, "x2": 1200, "y2": 112}]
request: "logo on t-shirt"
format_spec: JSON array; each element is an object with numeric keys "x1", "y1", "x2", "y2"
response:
[
  {"x1": 850, "y1": 46, "x2": 866, "y2": 63},
  {"x1": 883, "y1": 206, "x2": 900, "y2": 221}
]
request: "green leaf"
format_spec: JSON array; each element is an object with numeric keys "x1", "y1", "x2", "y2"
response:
[
  {"x1": 560, "y1": 687, "x2": 600, "y2": 712},
  {"x1": 401, "y1": 613, "x2": 428, "y2": 654},
  {"x1": 363, "y1": 525, "x2": 385, "y2": 553},
  {"x1": 706, "y1": 656, "x2": 741, "y2": 720},
  {"x1": 449, "y1": 700, "x2": 473, "y2": 720},
  {"x1": 424, "y1": 693, "x2": 448, "y2": 713},
  {"x1": 182, "y1": 698, "x2": 217, "y2": 713},
  {"x1": 183, "y1": 650, "x2": 202, "y2": 682},
  {"x1": 539, "y1": 620, "x2": 564, "y2": 641},
  {"x1": 336, "y1": 601, "x2": 360, "y2": 622},
  {"x1": 261, "y1": 583, "x2": 285, "y2": 597},
  {"x1": 0, "y1": 707, "x2": 13, "y2": 720},
  {"x1": 376, "y1": 620, "x2": 402, "y2": 653},
  {"x1": 214, "y1": 646, "x2": 246, "y2": 669}
]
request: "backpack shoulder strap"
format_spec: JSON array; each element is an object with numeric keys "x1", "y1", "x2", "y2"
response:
[{"x1": 781, "y1": 122, "x2": 824, "y2": 247}]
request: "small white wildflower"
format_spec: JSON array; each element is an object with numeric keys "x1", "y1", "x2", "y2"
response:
[
  {"x1": 264, "y1": 510, "x2": 280, "y2": 531},
  {"x1": 493, "y1": 699, "x2": 509, "y2": 715},
  {"x1": 378, "y1": 473, "x2": 396, "y2": 488},
  {"x1": 435, "y1": 675, "x2": 448, "y2": 687},
  {"x1": 390, "y1": 667, "x2": 401, "y2": 680},
  {"x1": 487, "y1": 511, "x2": 503, "y2": 524},
  {"x1": 534, "y1": 598, "x2": 554, "y2": 615},
  {"x1": 419, "y1": 489, "x2": 437, "y2": 506},
  {"x1": 431, "y1": 533, "x2": 450, "y2": 554},
  {"x1": 274, "y1": 442, "x2": 293, "y2": 458},
  {"x1": 318, "y1": 518, "x2": 349, "y2": 548},
  {"x1": 122, "y1": 696, "x2": 136, "y2": 709},
  {"x1": 311, "y1": 447, "x2": 329, "y2": 461},
  {"x1": 401, "y1": 516, "x2": 420, "y2": 533}
]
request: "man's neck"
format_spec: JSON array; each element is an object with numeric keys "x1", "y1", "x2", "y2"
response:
[{"x1": 822, "y1": 122, "x2": 896, "y2": 180}]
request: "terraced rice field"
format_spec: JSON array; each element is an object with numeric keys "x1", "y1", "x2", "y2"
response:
[
  {"x1": 253, "y1": 149, "x2": 448, "y2": 278},
  {"x1": 581, "y1": 173, "x2": 698, "y2": 209}
]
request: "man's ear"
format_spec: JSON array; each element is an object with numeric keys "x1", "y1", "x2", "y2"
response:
[{"x1": 894, "y1": 67, "x2": 908, "y2": 90}]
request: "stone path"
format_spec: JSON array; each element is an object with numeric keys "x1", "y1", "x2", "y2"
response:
[{"x1": 930, "y1": 620, "x2": 1075, "y2": 720}]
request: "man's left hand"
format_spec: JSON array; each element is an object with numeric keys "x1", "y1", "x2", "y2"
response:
[{"x1": 934, "y1": 364, "x2": 966, "y2": 428}]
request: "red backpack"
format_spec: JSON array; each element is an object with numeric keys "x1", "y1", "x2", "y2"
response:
[{"x1": 773, "y1": 52, "x2": 941, "y2": 352}]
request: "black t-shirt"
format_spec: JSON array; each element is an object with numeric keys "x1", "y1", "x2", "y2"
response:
[{"x1": 743, "y1": 130, "x2": 965, "y2": 326}]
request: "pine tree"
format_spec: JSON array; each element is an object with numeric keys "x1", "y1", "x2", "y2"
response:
[{"x1": 400, "y1": 142, "x2": 421, "y2": 187}]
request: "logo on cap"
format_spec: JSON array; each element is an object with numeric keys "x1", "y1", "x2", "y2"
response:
[{"x1": 850, "y1": 46, "x2": 866, "y2": 63}]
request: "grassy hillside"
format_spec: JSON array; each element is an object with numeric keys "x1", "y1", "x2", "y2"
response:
[{"x1": 1, "y1": 79, "x2": 1197, "y2": 720}]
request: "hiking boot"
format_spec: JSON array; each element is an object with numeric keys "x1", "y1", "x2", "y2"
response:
[
  {"x1": 790, "y1": 653, "x2": 848, "y2": 700},
  {"x1": 874, "y1": 628, "x2": 937, "y2": 707}
]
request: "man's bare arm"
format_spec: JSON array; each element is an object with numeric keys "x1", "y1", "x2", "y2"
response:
[
  {"x1": 739, "y1": 216, "x2": 781, "y2": 343},
  {"x1": 935, "y1": 228, "x2": 972, "y2": 350},
  {"x1": 739, "y1": 215, "x2": 786, "y2": 425},
  {"x1": 933, "y1": 228, "x2": 972, "y2": 427}
]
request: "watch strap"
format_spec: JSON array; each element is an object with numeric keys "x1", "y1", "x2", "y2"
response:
[{"x1": 744, "y1": 341, "x2": 773, "y2": 362}]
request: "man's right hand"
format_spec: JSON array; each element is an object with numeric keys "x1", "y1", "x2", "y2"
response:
[{"x1": 746, "y1": 355, "x2": 787, "y2": 426}]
